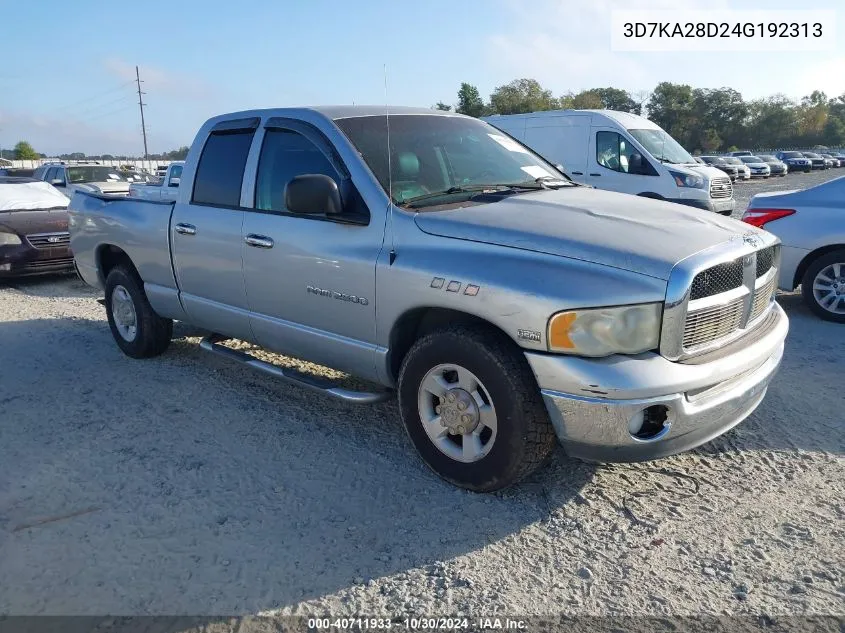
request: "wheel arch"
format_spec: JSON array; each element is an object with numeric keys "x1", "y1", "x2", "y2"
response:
[
  {"x1": 386, "y1": 307, "x2": 520, "y2": 384},
  {"x1": 637, "y1": 192, "x2": 665, "y2": 200},
  {"x1": 96, "y1": 244, "x2": 138, "y2": 286},
  {"x1": 793, "y1": 244, "x2": 845, "y2": 289}
]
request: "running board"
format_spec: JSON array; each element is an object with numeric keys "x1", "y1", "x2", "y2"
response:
[{"x1": 199, "y1": 336, "x2": 392, "y2": 405}]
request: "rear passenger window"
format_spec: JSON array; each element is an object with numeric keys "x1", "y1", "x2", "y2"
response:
[
  {"x1": 254, "y1": 129, "x2": 340, "y2": 212},
  {"x1": 192, "y1": 131, "x2": 255, "y2": 207}
]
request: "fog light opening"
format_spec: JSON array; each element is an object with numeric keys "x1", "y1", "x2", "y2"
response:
[{"x1": 629, "y1": 405, "x2": 670, "y2": 441}]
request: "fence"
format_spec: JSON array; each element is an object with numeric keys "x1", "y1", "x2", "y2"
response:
[{"x1": 3, "y1": 159, "x2": 176, "y2": 171}]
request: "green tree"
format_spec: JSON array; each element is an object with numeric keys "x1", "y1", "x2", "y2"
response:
[
  {"x1": 489, "y1": 78, "x2": 558, "y2": 115},
  {"x1": 570, "y1": 90, "x2": 604, "y2": 109},
  {"x1": 822, "y1": 116, "x2": 845, "y2": 146},
  {"x1": 433, "y1": 102, "x2": 452, "y2": 111},
  {"x1": 646, "y1": 82, "x2": 696, "y2": 147},
  {"x1": 699, "y1": 128, "x2": 722, "y2": 152},
  {"x1": 14, "y1": 141, "x2": 39, "y2": 160},
  {"x1": 456, "y1": 83, "x2": 485, "y2": 118},
  {"x1": 690, "y1": 88, "x2": 747, "y2": 150},
  {"x1": 593, "y1": 87, "x2": 641, "y2": 113}
]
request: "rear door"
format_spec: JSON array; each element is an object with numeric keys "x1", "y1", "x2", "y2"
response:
[
  {"x1": 170, "y1": 118, "x2": 259, "y2": 341},
  {"x1": 523, "y1": 115, "x2": 590, "y2": 182}
]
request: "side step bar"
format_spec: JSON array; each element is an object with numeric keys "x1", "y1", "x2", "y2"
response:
[{"x1": 199, "y1": 336, "x2": 393, "y2": 405}]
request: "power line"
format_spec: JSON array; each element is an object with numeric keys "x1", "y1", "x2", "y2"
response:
[
  {"x1": 136, "y1": 66, "x2": 149, "y2": 160},
  {"x1": 74, "y1": 93, "x2": 135, "y2": 119},
  {"x1": 50, "y1": 80, "x2": 136, "y2": 113},
  {"x1": 77, "y1": 104, "x2": 137, "y2": 123}
]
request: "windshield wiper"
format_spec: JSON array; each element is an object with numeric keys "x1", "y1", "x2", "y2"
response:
[
  {"x1": 535, "y1": 175, "x2": 577, "y2": 187},
  {"x1": 402, "y1": 183, "x2": 544, "y2": 208}
]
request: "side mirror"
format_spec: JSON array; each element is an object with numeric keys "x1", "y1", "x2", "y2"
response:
[
  {"x1": 51, "y1": 178, "x2": 65, "y2": 186},
  {"x1": 168, "y1": 177, "x2": 180, "y2": 187},
  {"x1": 285, "y1": 174, "x2": 342, "y2": 215},
  {"x1": 628, "y1": 152, "x2": 644, "y2": 174}
]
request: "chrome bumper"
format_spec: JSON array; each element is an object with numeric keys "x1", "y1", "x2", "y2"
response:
[{"x1": 525, "y1": 303, "x2": 788, "y2": 462}]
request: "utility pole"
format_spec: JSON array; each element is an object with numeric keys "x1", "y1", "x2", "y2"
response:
[{"x1": 135, "y1": 65, "x2": 149, "y2": 159}]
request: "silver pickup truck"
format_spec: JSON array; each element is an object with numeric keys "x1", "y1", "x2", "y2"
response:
[{"x1": 69, "y1": 106, "x2": 789, "y2": 492}]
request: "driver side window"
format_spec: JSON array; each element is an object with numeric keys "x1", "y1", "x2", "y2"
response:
[{"x1": 596, "y1": 131, "x2": 630, "y2": 174}]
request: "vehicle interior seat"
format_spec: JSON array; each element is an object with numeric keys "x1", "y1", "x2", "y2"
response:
[{"x1": 392, "y1": 151, "x2": 428, "y2": 202}]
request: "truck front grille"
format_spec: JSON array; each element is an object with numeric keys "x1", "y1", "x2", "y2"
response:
[
  {"x1": 683, "y1": 296, "x2": 745, "y2": 348},
  {"x1": 676, "y1": 243, "x2": 780, "y2": 355},
  {"x1": 27, "y1": 232, "x2": 70, "y2": 249},
  {"x1": 690, "y1": 259, "x2": 743, "y2": 300},
  {"x1": 709, "y1": 177, "x2": 733, "y2": 199}
]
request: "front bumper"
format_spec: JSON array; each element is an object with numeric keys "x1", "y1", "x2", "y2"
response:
[
  {"x1": 526, "y1": 302, "x2": 788, "y2": 463},
  {"x1": 668, "y1": 196, "x2": 735, "y2": 216},
  {"x1": 0, "y1": 242, "x2": 74, "y2": 278}
]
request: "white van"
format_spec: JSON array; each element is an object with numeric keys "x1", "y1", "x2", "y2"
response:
[{"x1": 482, "y1": 110, "x2": 735, "y2": 216}]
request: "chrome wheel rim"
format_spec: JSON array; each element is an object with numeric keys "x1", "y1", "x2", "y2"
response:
[
  {"x1": 417, "y1": 363, "x2": 497, "y2": 463},
  {"x1": 111, "y1": 285, "x2": 138, "y2": 341},
  {"x1": 812, "y1": 263, "x2": 845, "y2": 314}
]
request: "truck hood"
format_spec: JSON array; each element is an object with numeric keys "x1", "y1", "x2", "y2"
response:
[
  {"x1": 73, "y1": 181, "x2": 130, "y2": 195},
  {"x1": 413, "y1": 187, "x2": 756, "y2": 281}
]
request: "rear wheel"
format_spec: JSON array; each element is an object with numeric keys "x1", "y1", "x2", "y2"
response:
[
  {"x1": 801, "y1": 249, "x2": 845, "y2": 323},
  {"x1": 104, "y1": 265, "x2": 173, "y2": 357},
  {"x1": 398, "y1": 325, "x2": 557, "y2": 492}
]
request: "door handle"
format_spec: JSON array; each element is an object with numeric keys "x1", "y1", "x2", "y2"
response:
[
  {"x1": 571, "y1": 171, "x2": 583, "y2": 175},
  {"x1": 589, "y1": 173, "x2": 601, "y2": 177},
  {"x1": 245, "y1": 234, "x2": 274, "y2": 249},
  {"x1": 174, "y1": 223, "x2": 196, "y2": 235}
]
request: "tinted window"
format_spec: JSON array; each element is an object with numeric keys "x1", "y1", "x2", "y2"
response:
[
  {"x1": 596, "y1": 131, "x2": 630, "y2": 173},
  {"x1": 44, "y1": 167, "x2": 56, "y2": 181},
  {"x1": 192, "y1": 131, "x2": 255, "y2": 207},
  {"x1": 255, "y1": 129, "x2": 340, "y2": 212},
  {"x1": 169, "y1": 164, "x2": 183, "y2": 185}
]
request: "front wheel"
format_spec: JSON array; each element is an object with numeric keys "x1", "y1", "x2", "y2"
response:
[
  {"x1": 398, "y1": 325, "x2": 557, "y2": 492},
  {"x1": 105, "y1": 265, "x2": 173, "y2": 357},
  {"x1": 801, "y1": 249, "x2": 845, "y2": 323}
]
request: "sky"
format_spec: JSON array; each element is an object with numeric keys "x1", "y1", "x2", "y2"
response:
[{"x1": 1, "y1": 0, "x2": 843, "y2": 156}]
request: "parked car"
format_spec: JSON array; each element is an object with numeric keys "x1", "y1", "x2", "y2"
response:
[
  {"x1": 128, "y1": 162, "x2": 184, "y2": 202},
  {"x1": 698, "y1": 156, "x2": 739, "y2": 181},
  {"x1": 743, "y1": 175, "x2": 845, "y2": 323},
  {"x1": 775, "y1": 151, "x2": 812, "y2": 173},
  {"x1": 728, "y1": 151, "x2": 753, "y2": 157},
  {"x1": 801, "y1": 152, "x2": 828, "y2": 170},
  {"x1": 121, "y1": 167, "x2": 156, "y2": 183},
  {"x1": 69, "y1": 106, "x2": 788, "y2": 492},
  {"x1": 0, "y1": 176, "x2": 74, "y2": 278},
  {"x1": 828, "y1": 152, "x2": 845, "y2": 166},
  {"x1": 34, "y1": 163, "x2": 130, "y2": 196},
  {"x1": 819, "y1": 153, "x2": 843, "y2": 168},
  {"x1": 756, "y1": 155, "x2": 788, "y2": 177},
  {"x1": 738, "y1": 156, "x2": 771, "y2": 179},
  {"x1": 483, "y1": 110, "x2": 736, "y2": 215},
  {"x1": 723, "y1": 156, "x2": 751, "y2": 180}
]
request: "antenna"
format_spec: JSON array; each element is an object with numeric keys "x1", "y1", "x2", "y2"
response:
[{"x1": 384, "y1": 64, "x2": 396, "y2": 265}]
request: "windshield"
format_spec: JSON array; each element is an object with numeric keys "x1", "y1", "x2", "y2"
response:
[
  {"x1": 781, "y1": 152, "x2": 802, "y2": 158},
  {"x1": 723, "y1": 157, "x2": 743, "y2": 165},
  {"x1": 804, "y1": 152, "x2": 820, "y2": 158},
  {"x1": 334, "y1": 115, "x2": 568, "y2": 207},
  {"x1": 702, "y1": 156, "x2": 725, "y2": 165},
  {"x1": 627, "y1": 128, "x2": 695, "y2": 165},
  {"x1": 758, "y1": 155, "x2": 777, "y2": 161},
  {"x1": 67, "y1": 166, "x2": 127, "y2": 183}
]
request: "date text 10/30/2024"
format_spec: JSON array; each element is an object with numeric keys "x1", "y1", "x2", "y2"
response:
[{"x1": 307, "y1": 617, "x2": 527, "y2": 630}]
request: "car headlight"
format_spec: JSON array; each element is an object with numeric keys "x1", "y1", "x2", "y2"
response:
[
  {"x1": 548, "y1": 303, "x2": 662, "y2": 357},
  {"x1": 668, "y1": 170, "x2": 705, "y2": 189},
  {"x1": 0, "y1": 231, "x2": 22, "y2": 246}
]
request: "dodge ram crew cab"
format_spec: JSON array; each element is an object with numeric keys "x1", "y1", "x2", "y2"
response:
[{"x1": 68, "y1": 106, "x2": 789, "y2": 492}]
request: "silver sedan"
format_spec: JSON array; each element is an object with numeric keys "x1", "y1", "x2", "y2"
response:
[{"x1": 743, "y1": 175, "x2": 845, "y2": 322}]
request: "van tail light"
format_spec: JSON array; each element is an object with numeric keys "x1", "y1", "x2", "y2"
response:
[{"x1": 741, "y1": 208, "x2": 796, "y2": 228}]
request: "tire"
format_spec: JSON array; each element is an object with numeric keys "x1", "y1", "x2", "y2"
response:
[
  {"x1": 104, "y1": 265, "x2": 173, "y2": 357},
  {"x1": 801, "y1": 249, "x2": 845, "y2": 324},
  {"x1": 398, "y1": 325, "x2": 557, "y2": 492}
]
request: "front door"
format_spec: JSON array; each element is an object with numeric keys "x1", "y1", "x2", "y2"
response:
[
  {"x1": 241, "y1": 122, "x2": 381, "y2": 376},
  {"x1": 170, "y1": 123, "x2": 258, "y2": 341},
  {"x1": 588, "y1": 128, "x2": 655, "y2": 196}
]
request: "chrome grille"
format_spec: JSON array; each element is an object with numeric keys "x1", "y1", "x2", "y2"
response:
[
  {"x1": 690, "y1": 258, "x2": 743, "y2": 300},
  {"x1": 683, "y1": 296, "x2": 745, "y2": 349},
  {"x1": 756, "y1": 246, "x2": 774, "y2": 278},
  {"x1": 750, "y1": 275, "x2": 777, "y2": 321},
  {"x1": 709, "y1": 177, "x2": 733, "y2": 199},
  {"x1": 27, "y1": 232, "x2": 70, "y2": 249}
]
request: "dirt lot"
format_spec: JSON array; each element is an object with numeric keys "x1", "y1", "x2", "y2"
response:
[{"x1": 0, "y1": 170, "x2": 843, "y2": 619}]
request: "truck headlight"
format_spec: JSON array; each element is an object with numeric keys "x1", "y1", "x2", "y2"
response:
[
  {"x1": 0, "y1": 231, "x2": 22, "y2": 246},
  {"x1": 548, "y1": 303, "x2": 662, "y2": 357},
  {"x1": 668, "y1": 170, "x2": 705, "y2": 189}
]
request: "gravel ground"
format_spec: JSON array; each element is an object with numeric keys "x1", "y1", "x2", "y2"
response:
[{"x1": 0, "y1": 171, "x2": 843, "y2": 620}]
